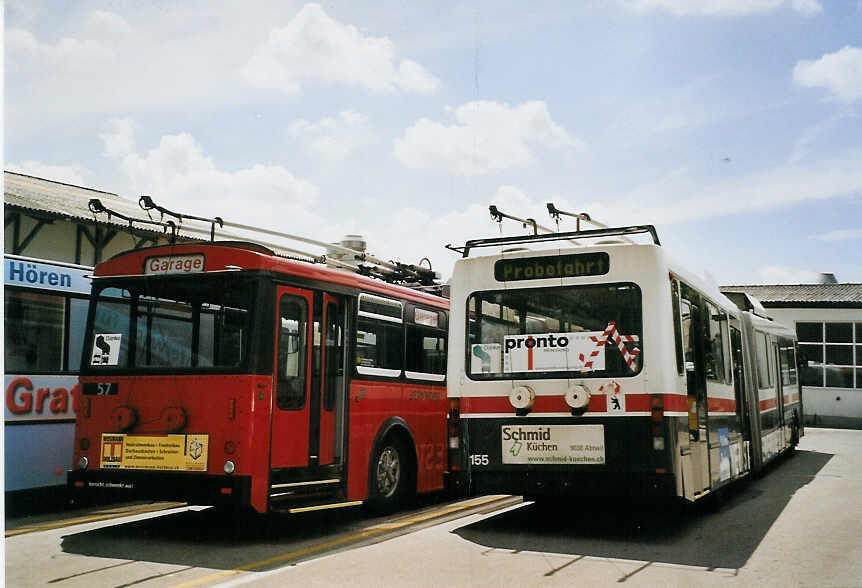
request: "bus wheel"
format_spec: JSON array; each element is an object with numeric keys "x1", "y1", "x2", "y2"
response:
[{"x1": 367, "y1": 438, "x2": 407, "y2": 514}]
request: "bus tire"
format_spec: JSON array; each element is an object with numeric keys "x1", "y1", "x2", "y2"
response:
[{"x1": 366, "y1": 437, "x2": 408, "y2": 514}]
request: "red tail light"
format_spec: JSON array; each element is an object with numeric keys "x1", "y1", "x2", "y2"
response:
[
  {"x1": 650, "y1": 394, "x2": 664, "y2": 421},
  {"x1": 447, "y1": 397, "x2": 461, "y2": 471},
  {"x1": 651, "y1": 394, "x2": 665, "y2": 450}
]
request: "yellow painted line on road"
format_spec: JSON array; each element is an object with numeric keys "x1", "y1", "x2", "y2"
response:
[
  {"x1": 169, "y1": 495, "x2": 517, "y2": 588},
  {"x1": 4, "y1": 502, "x2": 187, "y2": 537}
]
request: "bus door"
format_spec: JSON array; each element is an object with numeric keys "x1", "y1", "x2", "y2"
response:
[
  {"x1": 271, "y1": 287, "x2": 346, "y2": 471},
  {"x1": 316, "y1": 294, "x2": 345, "y2": 466},
  {"x1": 680, "y1": 287, "x2": 710, "y2": 499},
  {"x1": 730, "y1": 324, "x2": 750, "y2": 472},
  {"x1": 773, "y1": 341, "x2": 786, "y2": 444},
  {"x1": 271, "y1": 286, "x2": 313, "y2": 469}
]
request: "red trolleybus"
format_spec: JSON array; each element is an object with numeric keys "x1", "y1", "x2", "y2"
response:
[
  {"x1": 446, "y1": 206, "x2": 802, "y2": 503},
  {"x1": 68, "y1": 239, "x2": 449, "y2": 514}
]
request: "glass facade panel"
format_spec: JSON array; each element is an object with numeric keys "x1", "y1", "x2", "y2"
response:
[
  {"x1": 800, "y1": 365, "x2": 823, "y2": 387},
  {"x1": 799, "y1": 343, "x2": 823, "y2": 364},
  {"x1": 796, "y1": 322, "x2": 822, "y2": 342},
  {"x1": 825, "y1": 345, "x2": 853, "y2": 366},
  {"x1": 825, "y1": 366, "x2": 854, "y2": 388},
  {"x1": 796, "y1": 321, "x2": 860, "y2": 389},
  {"x1": 825, "y1": 322, "x2": 853, "y2": 343}
]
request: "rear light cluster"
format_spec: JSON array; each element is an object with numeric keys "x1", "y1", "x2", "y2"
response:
[
  {"x1": 650, "y1": 394, "x2": 665, "y2": 451},
  {"x1": 447, "y1": 398, "x2": 461, "y2": 471}
]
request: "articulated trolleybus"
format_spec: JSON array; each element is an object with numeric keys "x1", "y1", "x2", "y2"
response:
[
  {"x1": 69, "y1": 199, "x2": 449, "y2": 514},
  {"x1": 447, "y1": 206, "x2": 802, "y2": 503}
]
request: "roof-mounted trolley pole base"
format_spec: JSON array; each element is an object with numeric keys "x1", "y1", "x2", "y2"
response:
[{"x1": 456, "y1": 225, "x2": 661, "y2": 257}]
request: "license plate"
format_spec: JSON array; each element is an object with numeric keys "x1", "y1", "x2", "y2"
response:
[
  {"x1": 100, "y1": 434, "x2": 208, "y2": 471},
  {"x1": 501, "y1": 424, "x2": 605, "y2": 465}
]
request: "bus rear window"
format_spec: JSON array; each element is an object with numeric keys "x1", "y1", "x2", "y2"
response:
[{"x1": 467, "y1": 283, "x2": 642, "y2": 380}]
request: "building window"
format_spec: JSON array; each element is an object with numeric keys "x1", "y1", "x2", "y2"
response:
[{"x1": 797, "y1": 322, "x2": 862, "y2": 389}]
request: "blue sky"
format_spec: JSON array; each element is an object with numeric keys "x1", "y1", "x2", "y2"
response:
[{"x1": 6, "y1": 1, "x2": 862, "y2": 283}]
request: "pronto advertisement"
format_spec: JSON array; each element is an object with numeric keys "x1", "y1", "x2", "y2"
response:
[
  {"x1": 501, "y1": 424, "x2": 605, "y2": 465},
  {"x1": 100, "y1": 433, "x2": 209, "y2": 471},
  {"x1": 502, "y1": 331, "x2": 606, "y2": 373}
]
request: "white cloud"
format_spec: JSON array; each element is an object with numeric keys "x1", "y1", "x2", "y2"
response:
[
  {"x1": 104, "y1": 125, "x2": 325, "y2": 233},
  {"x1": 6, "y1": 161, "x2": 91, "y2": 186},
  {"x1": 623, "y1": 0, "x2": 821, "y2": 16},
  {"x1": 757, "y1": 266, "x2": 823, "y2": 284},
  {"x1": 394, "y1": 100, "x2": 582, "y2": 176},
  {"x1": 88, "y1": 10, "x2": 132, "y2": 36},
  {"x1": 793, "y1": 46, "x2": 862, "y2": 102},
  {"x1": 579, "y1": 150, "x2": 862, "y2": 226},
  {"x1": 100, "y1": 118, "x2": 137, "y2": 158},
  {"x1": 242, "y1": 3, "x2": 440, "y2": 95},
  {"x1": 365, "y1": 185, "x2": 545, "y2": 279},
  {"x1": 6, "y1": 27, "x2": 114, "y2": 67},
  {"x1": 792, "y1": 0, "x2": 823, "y2": 16},
  {"x1": 288, "y1": 110, "x2": 374, "y2": 161},
  {"x1": 815, "y1": 228, "x2": 862, "y2": 241}
]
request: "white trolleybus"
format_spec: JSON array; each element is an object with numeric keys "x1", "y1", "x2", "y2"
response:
[{"x1": 446, "y1": 205, "x2": 803, "y2": 503}]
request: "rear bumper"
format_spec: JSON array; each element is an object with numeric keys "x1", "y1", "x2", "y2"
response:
[
  {"x1": 67, "y1": 469, "x2": 252, "y2": 507},
  {"x1": 472, "y1": 469, "x2": 676, "y2": 499}
]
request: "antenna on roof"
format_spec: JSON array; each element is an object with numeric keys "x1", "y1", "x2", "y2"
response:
[
  {"x1": 488, "y1": 205, "x2": 555, "y2": 235},
  {"x1": 139, "y1": 195, "x2": 223, "y2": 241},
  {"x1": 546, "y1": 202, "x2": 632, "y2": 244},
  {"x1": 134, "y1": 196, "x2": 443, "y2": 292},
  {"x1": 89, "y1": 198, "x2": 178, "y2": 240}
]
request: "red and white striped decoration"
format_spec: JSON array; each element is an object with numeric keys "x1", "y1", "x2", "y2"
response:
[
  {"x1": 578, "y1": 320, "x2": 640, "y2": 372},
  {"x1": 598, "y1": 381, "x2": 621, "y2": 395}
]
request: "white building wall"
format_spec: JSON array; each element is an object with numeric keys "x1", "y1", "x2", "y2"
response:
[{"x1": 767, "y1": 307, "x2": 862, "y2": 428}]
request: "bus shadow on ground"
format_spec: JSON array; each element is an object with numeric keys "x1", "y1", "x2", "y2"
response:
[
  {"x1": 453, "y1": 449, "x2": 832, "y2": 571},
  {"x1": 58, "y1": 492, "x2": 448, "y2": 573}
]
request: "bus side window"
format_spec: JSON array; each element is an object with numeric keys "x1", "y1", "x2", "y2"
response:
[
  {"x1": 671, "y1": 279, "x2": 684, "y2": 375},
  {"x1": 277, "y1": 296, "x2": 308, "y2": 410},
  {"x1": 680, "y1": 299, "x2": 694, "y2": 374},
  {"x1": 704, "y1": 302, "x2": 726, "y2": 383},
  {"x1": 755, "y1": 331, "x2": 772, "y2": 389},
  {"x1": 355, "y1": 294, "x2": 404, "y2": 377}
]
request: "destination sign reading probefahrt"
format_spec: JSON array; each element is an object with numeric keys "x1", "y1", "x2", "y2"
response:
[{"x1": 494, "y1": 252, "x2": 609, "y2": 281}]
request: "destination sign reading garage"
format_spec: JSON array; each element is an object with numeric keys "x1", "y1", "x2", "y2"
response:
[{"x1": 494, "y1": 252, "x2": 609, "y2": 282}]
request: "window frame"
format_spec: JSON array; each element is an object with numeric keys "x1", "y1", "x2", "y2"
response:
[
  {"x1": 464, "y1": 282, "x2": 644, "y2": 382},
  {"x1": 276, "y1": 294, "x2": 309, "y2": 411},
  {"x1": 405, "y1": 304, "x2": 447, "y2": 382},
  {"x1": 355, "y1": 293, "x2": 404, "y2": 379},
  {"x1": 80, "y1": 275, "x2": 264, "y2": 376},
  {"x1": 796, "y1": 321, "x2": 861, "y2": 389},
  {"x1": 4, "y1": 286, "x2": 91, "y2": 375}
]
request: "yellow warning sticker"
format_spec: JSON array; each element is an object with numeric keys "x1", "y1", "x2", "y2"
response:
[{"x1": 100, "y1": 434, "x2": 208, "y2": 471}]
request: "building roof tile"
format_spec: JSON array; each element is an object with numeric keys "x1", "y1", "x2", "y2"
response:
[{"x1": 720, "y1": 284, "x2": 862, "y2": 305}]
